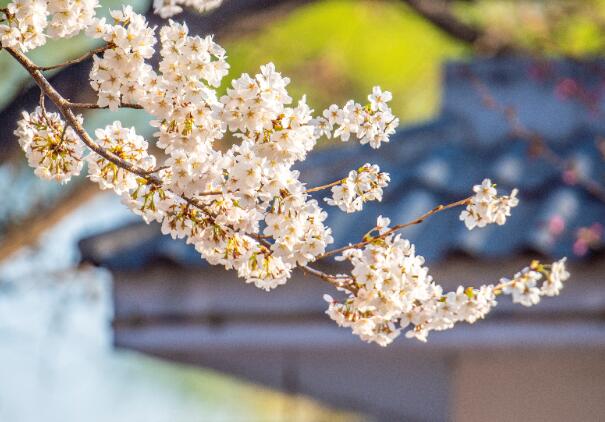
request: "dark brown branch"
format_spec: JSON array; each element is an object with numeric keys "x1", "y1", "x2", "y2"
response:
[
  {"x1": 401, "y1": 0, "x2": 482, "y2": 45},
  {"x1": 66, "y1": 102, "x2": 144, "y2": 110},
  {"x1": 6, "y1": 47, "x2": 155, "y2": 180}
]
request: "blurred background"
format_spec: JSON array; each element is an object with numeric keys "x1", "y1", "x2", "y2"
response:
[{"x1": 1, "y1": 0, "x2": 605, "y2": 421}]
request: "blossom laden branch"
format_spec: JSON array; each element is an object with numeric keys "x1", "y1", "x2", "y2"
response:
[
  {"x1": 315, "y1": 87, "x2": 399, "y2": 149},
  {"x1": 2, "y1": 1, "x2": 571, "y2": 347},
  {"x1": 325, "y1": 216, "x2": 570, "y2": 345},
  {"x1": 459, "y1": 179, "x2": 519, "y2": 230},
  {"x1": 7, "y1": 45, "x2": 156, "y2": 180},
  {"x1": 5, "y1": 41, "x2": 341, "y2": 292},
  {"x1": 9, "y1": 49, "x2": 219, "y2": 220}
]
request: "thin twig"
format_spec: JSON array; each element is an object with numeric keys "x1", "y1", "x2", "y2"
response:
[
  {"x1": 305, "y1": 178, "x2": 344, "y2": 193},
  {"x1": 39, "y1": 90, "x2": 70, "y2": 146},
  {"x1": 318, "y1": 197, "x2": 471, "y2": 260},
  {"x1": 301, "y1": 264, "x2": 357, "y2": 292},
  {"x1": 196, "y1": 176, "x2": 345, "y2": 198},
  {"x1": 66, "y1": 102, "x2": 143, "y2": 110},
  {"x1": 36, "y1": 44, "x2": 111, "y2": 71},
  {"x1": 58, "y1": 121, "x2": 69, "y2": 147},
  {"x1": 38, "y1": 91, "x2": 54, "y2": 128},
  {"x1": 141, "y1": 165, "x2": 169, "y2": 175}
]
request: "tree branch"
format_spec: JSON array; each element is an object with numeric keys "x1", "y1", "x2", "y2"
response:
[
  {"x1": 305, "y1": 178, "x2": 344, "y2": 193},
  {"x1": 318, "y1": 197, "x2": 471, "y2": 260},
  {"x1": 36, "y1": 44, "x2": 111, "y2": 71},
  {"x1": 401, "y1": 0, "x2": 482, "y2": 45},
  {"x1": 6, "y1": 47, "x2": 156, "y2": 180},
  {"x1": 66, "y1": 102, "x2": 143, "y2": 110},
  {"x1": 5, "y1": 45, "x2": 345, "y2": 289}
]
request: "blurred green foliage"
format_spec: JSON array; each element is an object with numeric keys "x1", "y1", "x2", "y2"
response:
[
  {"x1": 455, "y1": 0, "x2": 605, "y2": 56},
  {"x1": 224, "y1": 0, "x2": 467, "y2": 125},
  {"x1": 223, "y1": 0, "x2": 605, "y2": 126},
  {"x1": 127, "y1": 351, "x2": 364, "y2": 421}
]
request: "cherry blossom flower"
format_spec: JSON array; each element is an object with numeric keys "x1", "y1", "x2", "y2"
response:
[
  {"x1": 14, "y1": 107, "x2": 84, "y2": 183},
  {"x1": 319, "y1": 86, "x2": 399, "y2": 149},
  {"x1": 460, "y1": 178, "x2": 519, "y2": 229},
  {"x1": 86, "y1": 121, "x2": 155, "y2": 194},
  {"x1": 501, "y1": 267, "x2": 542, "y2": 306},
  {"x1": 0, "y1": 0, "x2": 49, "y2": 51},
  {"x1": 153, "y1": 0, "x2": 222, "y2": 19},
  {"x1": 88, "y1": 6, "x2": 156, "y2": 111},
  {"x1": 325, "y1": 163, "x2": 390, "y2": 213},
  {"x1": 324, "y1": 218, "x2": 570, "y2": 346},
  {"x1": 0, "y1": 0, "x2": 98, "y2": 51}
]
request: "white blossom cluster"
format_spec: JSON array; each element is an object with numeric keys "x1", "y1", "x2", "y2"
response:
[
  {"x1": 7, "y1": 1, "x2": 572, "y2": 346},
  {"x1": 325, "y1": 163, "x2": 390, "y2": 213},
  {"x1": 324, "y1": 216, "x2": 434, "y2": 346},
  {"x1": 86, "y1": 15, "x2": 339, "y2": 290},
  {"x1": 86, "y1": 121, "x2": 156, "y2": 194},
  {"x1": 501, "y1": 258, "x2": 570, "y2": 306},
  {"x1": 87, "y1": 6, "x2": 156, "y2": 111},
  {"x1": 314, "y1": 86, "x2": 399, "y2": 149},
  {"x1": 14, "y1": 106, "x2": 84, "y2": 183},
  {"x1": 324, "y1": 216, "x2": 571, "y2": 346},
  {"x1": 460, "y1": 178, "x2": 519, "y2": 230},
  {"x1": 47, "y1": 0, "x2": 99, "y2": 39},
  {"x1": 153, "y1": 0, "x2": 222, "y2": 19},
  {"x1": 0, "y1": 0, "x2": 98, "y2": 52}
]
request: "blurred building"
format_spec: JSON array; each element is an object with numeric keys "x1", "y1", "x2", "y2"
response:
[{"x1": 80, "y1": 59, "x2": 605, "y2": 422}]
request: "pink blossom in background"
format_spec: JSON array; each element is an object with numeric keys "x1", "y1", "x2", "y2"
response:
[
  {"x1": 574, "y1": 223, "x2": 603, "y2": 256},
  {"x1": 548, "y1": 215, "x2": 566, "y2": 237}
]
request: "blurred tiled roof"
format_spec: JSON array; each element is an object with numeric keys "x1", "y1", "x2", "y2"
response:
[{"x1": 79, "y1": 58, "x2": 605, "y2": 270}]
